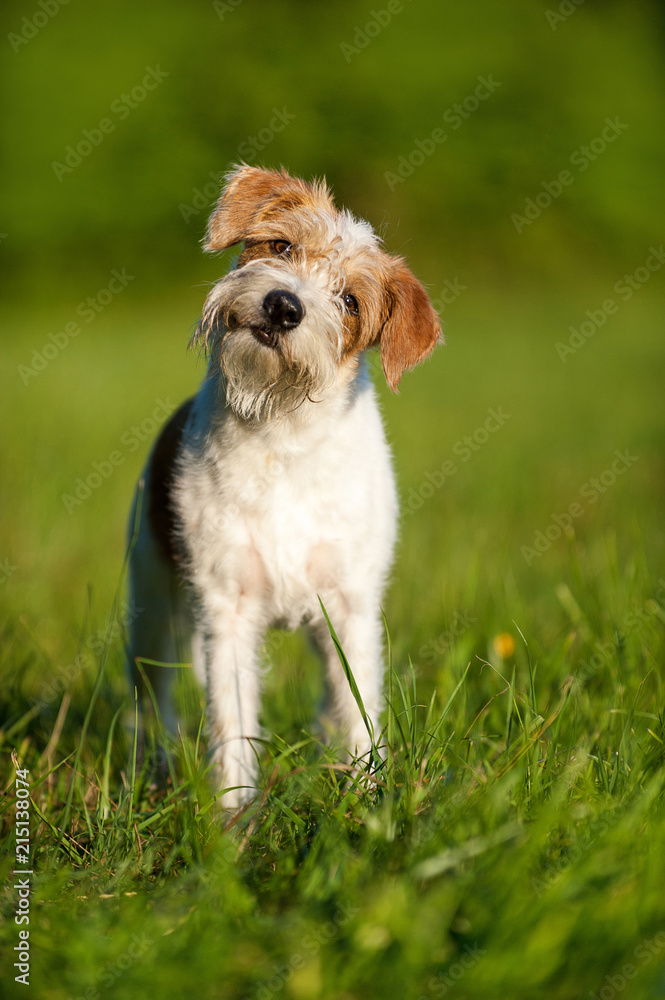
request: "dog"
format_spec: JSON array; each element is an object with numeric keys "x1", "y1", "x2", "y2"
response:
[{"x1": 126, "y1": 165, "x2": 441, "y2": 808}]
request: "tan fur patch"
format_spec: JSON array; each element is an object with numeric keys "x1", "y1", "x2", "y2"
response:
[
  {"x1": 236, "y1": 240, "x2": 282, "y2": 267},
  {"x1": 206, "y1": 166, "x2": 334, "y2": 251},
  {"x1": 375, "y1": 259, "x2": 442, "y2": 391},
  {"x1": 341, "y1": 309, "x2": 362, "y2": 354}
]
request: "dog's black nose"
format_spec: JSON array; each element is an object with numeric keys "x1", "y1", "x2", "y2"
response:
[{"x1": 263, "y1": 290, "x2": 304, "y2": 331}]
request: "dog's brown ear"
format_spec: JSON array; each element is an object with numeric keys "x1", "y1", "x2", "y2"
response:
[
  {"x1": 205, "y1": 165, "x2": 290, "y2": 250},
  {"x1": 378, "y1": 260, "x2": 442, "y2": 392},
  {"x1": 205, "y1": 164, "x2": 330, "y2": 251}
]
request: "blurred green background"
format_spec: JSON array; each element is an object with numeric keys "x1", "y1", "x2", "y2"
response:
[
  {"x1": 3, "y1": 0, "x2": 665, "y2": 293},
  {"x1": 2, "y1": 0, "x2": 665, "y2": 657},
  {"x1": 2, "y1": 3, "x2": 665, "y2": 999}
]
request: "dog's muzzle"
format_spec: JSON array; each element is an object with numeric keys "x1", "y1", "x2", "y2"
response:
[{"x1": 254, "y1": 289, "x2": 305, "y2": 348}]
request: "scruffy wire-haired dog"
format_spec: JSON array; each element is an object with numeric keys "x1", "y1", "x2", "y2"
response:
[{"x1": 127, "y1": 165, "x2": 441, "y2": 808}]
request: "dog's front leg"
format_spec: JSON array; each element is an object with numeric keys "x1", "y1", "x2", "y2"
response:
[
  {"x1": 200, "y1": 602, "x2": 265, "y2": 810},
  {"x1": 310, "y1": 602, "x2": 384, "y2": 763}
]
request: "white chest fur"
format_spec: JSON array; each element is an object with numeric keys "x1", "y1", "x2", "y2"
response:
[
  {"x1": 175, "y1": 365, "x2": 397, "y2": 632},
  {"x1": 127, "y1": 163, "x2": 440, "y2": 809}
]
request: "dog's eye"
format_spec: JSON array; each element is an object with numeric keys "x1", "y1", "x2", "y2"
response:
[
  {"x1": 271, "y1": 240, "x2": 292, "y2": 256},
  {"x1": 343, "y1": 293, "x2": 359, "y2": 315}
]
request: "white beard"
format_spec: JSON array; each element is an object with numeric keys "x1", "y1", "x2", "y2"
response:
[{"x1": 196, "y1": 260, "x2": 344, "y2": 422}]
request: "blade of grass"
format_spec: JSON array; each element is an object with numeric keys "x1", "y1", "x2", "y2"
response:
[{"x1": 318, "y1": 597, "x2": 375, "y2": 748}]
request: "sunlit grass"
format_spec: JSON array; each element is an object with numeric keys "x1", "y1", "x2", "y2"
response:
[{"x1": 1, "y1": 287, "x2": 664, "y2": 999}]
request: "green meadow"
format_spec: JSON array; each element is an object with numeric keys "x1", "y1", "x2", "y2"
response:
[{"x1": 2, "y1": 1, "x2": 665, "y2": 998}]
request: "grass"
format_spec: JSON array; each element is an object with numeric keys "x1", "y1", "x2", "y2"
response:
[{"x1": 1, "y1": 282, "x2": 665, "y2": 999}]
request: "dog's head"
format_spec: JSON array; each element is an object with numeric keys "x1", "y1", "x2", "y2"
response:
[{"x1": 195, "y1": 165, "x2": 441, "y2": 420}]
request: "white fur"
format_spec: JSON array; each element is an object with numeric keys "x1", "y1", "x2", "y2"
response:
[{"x1": 127, "y1": 199, "x2": 401, "y2": 810}]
